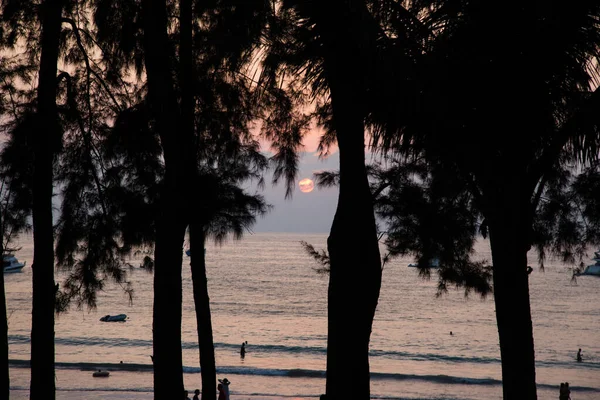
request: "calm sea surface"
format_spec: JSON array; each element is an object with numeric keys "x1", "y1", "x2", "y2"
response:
[{"x1": 5, "y1": 233, "x2": 600, "y2": 399}]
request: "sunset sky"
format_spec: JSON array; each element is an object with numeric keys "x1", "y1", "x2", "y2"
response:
[{"x1": 253, "y1": 129, "x2": 340, "y2": 233}]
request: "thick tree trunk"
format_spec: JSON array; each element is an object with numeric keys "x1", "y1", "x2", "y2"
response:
[
  {"x1": 30, "y1": 1, "x2": 64, "y2": 398},
  {"x1": 309, "y1": 2, "x2": 382, "y2": 399},
  {"x1": 152, "y1": 214, "x2": 186, "y2": 399},
  {"x1": 142, "y1": 0, "x2": 186, "y2": 398},
  {"x1": 325, "y1": 102, "x2": 381, "y2": 400},
  {"x1": 190, "y1": 226, "x2": 216, "y2": 400},
  {"x1": 487, "y1": 183, "x2": 537, "y2": 400},
  {"x1": 0, "y1": 227, "x2": 8, "y2": 400}
]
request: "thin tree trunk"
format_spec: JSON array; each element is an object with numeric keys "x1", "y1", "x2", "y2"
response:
[
  {"x1": 179, "y1": 1, "x2": 215, "y2": 397},
  {"x1": 190, "y1": 225, "x2": 216, "y2": 400},
  {"x1": 142, "y1": 0, "x2": 186, "y2": 397},
  {"x1": 30, "y1": 1, "x2": 64, "y2": 398},
  {"x1": 487, "y1": 183, "x2": 537, "y2": 400},
  {"x1": 0, "y1": 220, "x2": 8, "y2": 400}
]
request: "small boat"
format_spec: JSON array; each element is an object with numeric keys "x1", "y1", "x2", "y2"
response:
[
  {"x1": 577, "y1": 251, "x2": 600, "y2": 276},
  {"x1": 408, "y1": 258, "x2": 440, "y2": 268},
  {"x1": 93, "y1": 370, "x2": 110, "y2": 377},
  {"x1": 100, "y1": 314, "x2": 127, "y2": 322},
  {"x1": 3, "y1": 254, "x2": 25, "y2": 273}
]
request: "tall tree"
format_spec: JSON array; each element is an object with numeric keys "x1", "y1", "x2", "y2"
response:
[
  {"x1": 30, "y1": 0, "x2": 66, "y2": 397},
  {"x1": 141, "y1": 0, "x2": 188, "y2": 396},
  {"x1": 369, "y1": 2, "x2": 600, "y2": 398},
  {"x1": 264, "y1": 1, "x2": 385, "y2": 398}
]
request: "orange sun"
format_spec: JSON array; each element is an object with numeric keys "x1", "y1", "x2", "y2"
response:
[{"x1": 299, "y1": 178, "x2": 315, "y2": 193}]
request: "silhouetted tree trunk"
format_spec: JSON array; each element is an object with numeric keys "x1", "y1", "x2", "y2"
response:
[
  {"x1": 179, "y1": 0, "x2": 216, "y2": 397},
  {"x1": 142, "y1": 0, "x2": 186, "y2": 397},
  {"x1": 326, "y1": 101, "x2": 381, "y2": 400},
  {"x1": 0, "y1": 219, "x2": 7, "y2": 400},
  {"x1": 486, "y1": 176, "x2": 537, "y2": 400},
  {"x1": 190, "y1": 225, "x2": 216, "y2": 400},
  {"x1": 319, "y1": 3, "x2": 382, "y2": 399},
  {"x1": 31, "y1": 1, "x2": 65, "y2": 398}
]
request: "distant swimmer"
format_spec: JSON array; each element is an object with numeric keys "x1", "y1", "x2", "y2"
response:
[
  {"x1": 240, "y1": 342, "x2": 246, "y2": 358},
  {"x1": 450, "y1": 331, "x2": 453, "y2": 336},
  {"x1": 526, "y1": 266, "x2": 533, "y2": 275},
  {"x1": 577, "y1": 348, "x2": 583, "y2": 362}
]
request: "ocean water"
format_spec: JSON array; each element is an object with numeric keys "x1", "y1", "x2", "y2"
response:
[{"x1": 5, "y1": 232, "x2": 600, "y2": 399}]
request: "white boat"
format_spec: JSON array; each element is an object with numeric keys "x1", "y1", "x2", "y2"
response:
[
  {"x1": 408, "y1": 258, "x2": 440, "y2": 268},
  {"x1": 100, "y1": 314, "x2": 127, "y2": 322},
  {"x1": 577, "y1": 251, "x2": 600, "y2": 276},
  {"x1": 3, "y1": 254, "x2": 25, "y2": 273}
]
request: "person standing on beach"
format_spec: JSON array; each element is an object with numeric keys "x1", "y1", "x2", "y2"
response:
[
  {"x1": 184, "y1": 390, "x2": 191, "y2": 400},
  {"x1": 577, "y1": 348, "x2": 583, "y2": 362},
  {"x1": 241, "y1": 342, "x2": 246, "y2": 358},
  {"x1": 559, "y1": 382, "x2": 572, "y2": 400},
  {"x1": 193, "y1": 389, "x2": 200, "y2": 400},
  {"x1": 218, "y1": 378, "x2": 231, "y2": 400}
]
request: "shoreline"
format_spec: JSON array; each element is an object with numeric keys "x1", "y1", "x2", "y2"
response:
[{"x1": 9, "y1": 389, "x2": 315, "y2": 400}]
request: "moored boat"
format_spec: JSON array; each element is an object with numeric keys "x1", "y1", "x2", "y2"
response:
[
  {"x1": 576, "y1": 251, "x2": 600, "y2": 276},
  {"x1": 408, "y1": 258, "x2": 440, "y2": 268},
  {"x1": 3, "y1": 254, "x2": 25, "y2": 273},
  {"x1": 100, "y1": 314, "x2": 127, "y2": 322}
]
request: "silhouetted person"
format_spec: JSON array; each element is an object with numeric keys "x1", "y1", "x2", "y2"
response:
[
  {"x1": 450, "y1": 331, "x2": 453, "y2": 335},
  {"x1": 565, "y1": 382, "x2": 571, "y2": 400},
  {"x1": 241, "y1": 342, "x2": 246, "y2": 358},
  {"x1": 184, "y1": 390, "x2": 191, "y2": 400},
  {"x1": 193, "y1": 389, "x2": 200, "y2": 400},
  {"x1": 559, "y1": 383, "x2": 566, "y2": 400},
  {"x1": 218, "y1": 378, "x2": 231, "y2": 400},
  {"x1": 577, "y1": 348, "x2": 583, "y2": 362}
]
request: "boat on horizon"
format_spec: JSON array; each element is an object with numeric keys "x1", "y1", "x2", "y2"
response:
[
  {"x1": 576, "y1": 251, "x2": 600, "y2": 276},
  {"x1": 3, "y1": 254, "x2": 26, "y2": 273},
  {"x1": 408, "y1": 257, "x2": 440, "y2": 268}
]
